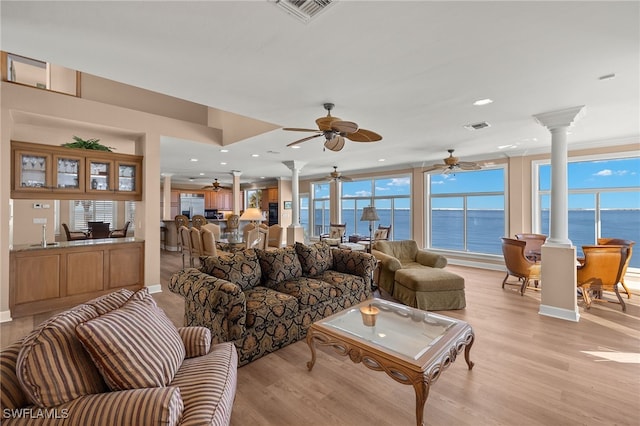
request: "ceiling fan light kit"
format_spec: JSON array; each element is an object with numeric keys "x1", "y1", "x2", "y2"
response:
[
  {"x1": 284, "y1": 103, "x2": 382, "y2": 152},
  {"x1": 423, "y1": 149, "x2": 482, "y2": 174}
]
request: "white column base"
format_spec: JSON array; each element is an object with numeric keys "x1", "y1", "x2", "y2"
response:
[
  {"x1": 539, "y1": 304, "x2": 580, "y2": 322},
  {"x1": 0, "y1": 310, "x2": 13, "y2": 323},
  {"x1": 540, "y1": 245, "x2": 578, "y2": 322},
  {"x1": 146, "y1": 284, "x2": 163, "y2": 294},
  {"x1": 286, "y1": 225, "x2": 304, "y2": 246}
]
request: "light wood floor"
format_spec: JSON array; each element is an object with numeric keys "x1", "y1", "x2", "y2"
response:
[{"x1": 3, "y1": 250, "x2": 640, "y2": 426}]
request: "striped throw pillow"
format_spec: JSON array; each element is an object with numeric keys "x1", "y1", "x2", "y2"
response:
[
  {"x1": 16, "y1": 304, "x2": 108, "y2": 408},
  {"x1": 75, "y1": 288, "x2": 186, "y2": 391}
]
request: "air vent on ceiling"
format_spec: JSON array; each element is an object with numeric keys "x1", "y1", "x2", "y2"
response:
[
  {"x1": 272, "y1": 0, "x2": 335, "y2": 23},
  {"x1": 464, "y1": 121, "x2": 491, "y2": 131}
]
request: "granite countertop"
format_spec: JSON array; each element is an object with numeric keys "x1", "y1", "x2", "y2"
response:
[{"x1": 11, "y1": 237, "x2": 144, "y2": 252}]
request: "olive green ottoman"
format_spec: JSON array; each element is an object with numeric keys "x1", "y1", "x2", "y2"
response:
[{"x1": 393, "y1": 268, "x2": 466, "y2": 310}]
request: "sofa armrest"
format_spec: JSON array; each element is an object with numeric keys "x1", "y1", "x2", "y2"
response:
[
  {"x1": 371, "y1": 250, "x2": 402, "y2": 272},
  {"x1": 3, "y1": 387, "x2": 183, "y2": 426},
  {"x1": 416, "y1": 250, "x2": 447, "y2": 268},
  {"x1": 169, "y1": 268, "x2": 247, "y2": 343},
  {"x1": 177, "y1": 326, "x2": 212, "y2": 358},
  {"x1": 331, "y1": 249, "x2": 378, "y2": 292}
]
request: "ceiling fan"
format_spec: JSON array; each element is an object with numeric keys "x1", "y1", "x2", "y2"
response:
[
  {"x1": 201, "y1": 179, "x2": 228, "y2": 192},
  {"x1": 284, "y1": 103, "x2": 382, "y2": 152},
  {"x1": 422, "y1": 149, "x2": 481, "y2": 174},
  {"x1": 325, "y1": 166, "x2": 352, "y2": 182}
]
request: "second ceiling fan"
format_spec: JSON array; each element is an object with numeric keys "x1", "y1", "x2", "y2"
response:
[
  {"x1": 284, "y1": 103, "x2": 382, "y2": 152},
  {"x1": 422, "y1": 149, "x2": 481, "y2": 173}
]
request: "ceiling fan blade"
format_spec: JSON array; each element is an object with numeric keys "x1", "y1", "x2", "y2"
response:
[
  {"x1": 345, "y1": 128, "x2": 382, "y2": 142},
  {"x1": 422, "y1": 164, "x2": 447, "y2": 173},
  {"x1": 458, "y1": 162, "x2": 481, "y2": 170},
  {"x1": 316, "y1": 115, "x2": 341, "y2": 131},
  {"x1": 282, "y1": 127, "x2": 322, "y2": 132},
  {"x1": 324, "y1": 135, "x2": 345, "y2": 151},
  {"x1": 287, "y1": 133, "x2": 323, "y2": 147},
  {"x1": 340, "y1": 175, "x2": 353, "y2": 181},
  {"x1": 331, "y1": 120, "x2": 359, "y2": 133}
]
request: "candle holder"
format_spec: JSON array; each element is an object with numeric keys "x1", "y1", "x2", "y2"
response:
[{"x1": 360, "y1": 304, "x2": 379, "y2": 327}]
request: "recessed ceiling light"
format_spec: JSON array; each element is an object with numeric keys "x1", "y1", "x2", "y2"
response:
[
  {"x1": 188, "y1": 178, "x2": 194, "y2": 182},
  {"x1": 598, "y1": 73, "x2": 616, "y2": 81},
  {"x1": 473, "y1": 98, "x2": 493, "y2": 106},
  {"x1": 378, "y1": 159, "x2": 385, "y2": 162},
  {"x1": 199, "y1": 172, "x2": 205, "y2": 176},
  {"x1": 290, "y1": 146, "x2": 300, "y2": 149},
  {"x1": 251, "y1": 154, "x2": 260, "y2": 157},
  {"x1": 220, "y1": 162, "x2": 227, "y2": 165},
  {"x1": 220, "y1": 149, "x2": 229, "y2": 153},
  {"x1": 189, "y1": 158, "x2": 198, "y2": 162},
  {"x1": 260, "y1": 176, "x2": 265, "y2": 179}
]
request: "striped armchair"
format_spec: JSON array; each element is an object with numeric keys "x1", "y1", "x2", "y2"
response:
[{"x1": 1, "y1": 289, "x2": 238, "y2": 426}]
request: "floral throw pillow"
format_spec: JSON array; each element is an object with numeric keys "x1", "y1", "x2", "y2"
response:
[
  {"x1": 256, "y1": 246, "x2": 303, "y2": 288},
  {"x1": 199, "y1": 249, "x2": 262, "y2": 291},
  {"x1": 295, "y1": 241, "x2": 333, "y2": 277}
]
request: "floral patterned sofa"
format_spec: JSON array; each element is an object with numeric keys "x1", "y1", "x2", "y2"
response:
[{"x1": 169, "y1": 242, "x2": 377, "y2": 366}]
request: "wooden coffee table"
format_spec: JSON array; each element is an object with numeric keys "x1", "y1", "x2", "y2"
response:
[{"x1": 306, "y1": 298, "x2": 475, "y2": 426}]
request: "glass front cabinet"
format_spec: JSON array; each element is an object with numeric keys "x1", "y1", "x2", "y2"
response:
[{"x1": 11, "y1": 141, "x2": 143, "y2": 201}]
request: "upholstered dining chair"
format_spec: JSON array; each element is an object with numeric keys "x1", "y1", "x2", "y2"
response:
[
  {"x1": 597, "y1": 238, "x2": 634, "y2": 299},
  {"x1": 202, "y1": 223, "x2": 221, "y2": 241},
  {"x1": 320, "y1": 223, "x2": 347, "y2": 246},
  {"x1": 242, "y1": 223, "x2": 256, "y2": 242},
  {"x1": 88, "y1": 222, "x2": 111, "y2": 239},
  {"x1": 109, "y1": 221, "x2": 130, "y2": 238},
  {"x1": 174, "y1": 214, "x2": 189, "y2": 254},
  {"x1": 200, "y1": 228, "x2": 231, "y2": 257},
  {"x1": 268, "y1": 224, "x2": 283, "y2": 249},
  {"x1": 178, "y1": 225, "x2": 193, "y2": 268},
  {"x1": 226, "y1": 214, "x2": 240, "y2": 235},
  {"x1": 501, "y1": 237, "x2": 541, "y2": 295},
  {"x1": 577, "y1": 244, "x2": 629, "y2": 312},
  {"x1": 62, "y1": 223, "x2": 88, "y2": 241},
  {"x1": 191, "y1": 214, "x2": 207, "y2": 229},
  {"x1": 515, "y1": 233, "x2": 547, "y2": 262},
  {"x1": 189, "y1": 227, "x2": 204, "y2": 266}
]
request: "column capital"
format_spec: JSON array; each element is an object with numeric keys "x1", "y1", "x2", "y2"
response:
[
  {"x1": 533, "y1": 106, "x2": 585, "y2": 131},
  {"x1": 282, "y1": 160, "x2": 306, "y2": 172},
  {"x1": 231, "y1": 170, "x2": 242, "y2": 177}
]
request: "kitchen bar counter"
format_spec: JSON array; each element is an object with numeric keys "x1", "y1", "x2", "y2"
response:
[
  {"x1": 11, "y1": 237, "x2": 142, "y2": 252},
  {"x1": 9, "y1": 238, "x2": 144, "y2": 318}
]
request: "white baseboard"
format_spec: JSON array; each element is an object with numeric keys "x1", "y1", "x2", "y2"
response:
[
  {"x1": 146, "y1": 284, "x2": 163, "y2": 294},
  {"x1": 539, "y1": 304, "x2": 580, "y2": 322},
  {"x1": 447, "y1": 258, "x2": 505, "y2": 272},
  {"x1": 0, "y1": 310, "x2": 13, "y2": 323}
]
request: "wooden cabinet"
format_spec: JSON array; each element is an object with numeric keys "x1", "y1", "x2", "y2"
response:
[
  {"x1": 268, "y1": 188, "x2": 278, "y2": 202},
  {"x1": 204, "y1": 190, "x2": 232, "y2": 210},
  {"x1": 11, "y1": 141, "x2": 143, "y2": 201},
  {"x1": 10, "y1": 240, "x2": 144, "y2": 318}
]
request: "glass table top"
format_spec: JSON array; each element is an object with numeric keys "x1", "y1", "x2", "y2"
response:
[{"x1": 320, "y1": 299, "x2": 458, "y2": 360}]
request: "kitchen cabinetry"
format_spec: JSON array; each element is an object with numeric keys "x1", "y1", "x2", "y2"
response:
[
  {"x1": 205, "y1": 190, "x2": 232, "y2": 210},
  {"x1": 11, "y1": 140, "x2": 143, "y2": 201},
  {"x1": 9, "y1": 239, "x2": 144, "y2": 318}
]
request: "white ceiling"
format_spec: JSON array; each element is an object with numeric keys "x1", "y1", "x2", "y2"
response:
[{"x1": 2, "y1": 1, "x2": 639, "y2": 186}]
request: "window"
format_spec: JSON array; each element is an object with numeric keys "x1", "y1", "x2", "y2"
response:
[
  {"x1": 299, "y1": 193, "x2": 310, "y2": 241},
  {"x1": 71, "y1": 200, "x2": 116, "y2": 230},
  {"x1": 428, "y1": 168, "x2": 506, "y2": 255},
  {"x1": 341, "y1": 175, "x2": 411, "y2": 240},
  {"x1": 535, "y1": 155, "x2": 640, "y2": 267},
  {"x1": 246, "y1": 189, "x2": 262, "y2": 208},
  {"x1": 3, "y1": 52, "x2": 78, "y2": 96},
  {"x1": 311, "y1": 183, "x2": 330, "y2": 237}
]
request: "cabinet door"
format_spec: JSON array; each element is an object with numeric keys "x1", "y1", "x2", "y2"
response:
[
  {"x1": 14, "y1": 149, "x2": 52, "y2": 192},
  {"x1": 116, "y1": 159, "x2": 141, "y2": 196},
  {"x1": 206, "y1": 191, "x2": 217, "y2": 209},
  {"x1": 220, "y1": 191, "x2": 232, "y2": 210},
  {"x1": 53, "y1": 153, "x2": 85, "y2": 192},
  {"x1": 86, "y1": 159, "x2": 114, "y2": 193}
]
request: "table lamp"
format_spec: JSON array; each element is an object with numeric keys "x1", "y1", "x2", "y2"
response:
[
  {"x1": 240, "y1": 207, "x2": 265, "y2": 226},
  {"x1": 360, "y1": 206, "x2": 379, "y2": 246}
]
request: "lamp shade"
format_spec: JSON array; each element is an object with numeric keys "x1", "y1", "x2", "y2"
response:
[
  {"x1": 240, "y1": 207, "x2": 265, "y2": 221},
  {"x1": 360, "y1": 206, "x2": 379, "y2": 222}
]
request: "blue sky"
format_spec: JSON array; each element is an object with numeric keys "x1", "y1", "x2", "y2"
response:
[{"x1": 314, "y1": 156, "x2": 639, "y2": 210}]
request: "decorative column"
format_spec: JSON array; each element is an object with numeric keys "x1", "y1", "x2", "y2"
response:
[
  {"x1": 161, "y1": 173, "x2": 173, "y2": 220},
  {"x1": 533, "y1": 105, "x2": 584, "y2": 322},
  {"x1": 231, "y1": 170, "x2": 242, "y2": 215},
  {"x1": 283, "y1": 160, "x2": 306, "y2": 245}
]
